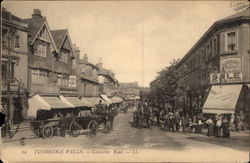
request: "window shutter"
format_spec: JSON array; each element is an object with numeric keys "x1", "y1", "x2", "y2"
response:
[{"x1": 235, "y1": 29, "x2": 238, "y2": 51}]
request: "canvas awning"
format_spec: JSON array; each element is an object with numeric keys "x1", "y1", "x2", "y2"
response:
[
  {"x1": 42, "y1": 96, "x2": 74, "y2": 109},
  {"x1": 27, "y1": 94, "x2": 51, "y2": 118},
  {"x1": 100, "y1": 94, "x2": 113, "y2": 104},
  {"x1": 202, "y1": 84, "x2": 242, "y2": 114},
  {"x1": 111, "y1": 96, "x2": 123, "y2": 103},
  {"x1": 27, "y1": 94, "x2": 74, "y2": 118},
  {"x1": 84, "y1": 97, "x2": 106, "y2": 107},
  {"x1": 62, "y1": 96, "x2": 90, "y2": 107}
]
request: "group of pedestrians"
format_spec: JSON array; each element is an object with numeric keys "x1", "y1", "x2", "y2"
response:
[{"x1": 206, "y1": 114, "x2": 230, "y2": 137}]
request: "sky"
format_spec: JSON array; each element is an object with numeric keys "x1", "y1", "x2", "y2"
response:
[{"x1": 2, "y1": 1, "x2": 237, "y2": 87}]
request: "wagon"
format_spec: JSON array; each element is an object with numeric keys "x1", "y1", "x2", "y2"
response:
[
  {"x1": 68, "y1": 106, "x2": 114, "y2": 137},
  {"x1": 31, "y1": 118, "x2": 61, "y2": 138}
]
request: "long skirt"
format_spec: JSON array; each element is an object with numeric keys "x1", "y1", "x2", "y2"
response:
[
  {"x1": 207, "y1": 124, "x2": 214, "y2": 136},
  {"x1": 222, "y1": 127, "x2": 230, "y2": 137},
  {"x1": 215, "y1": 126, "x2": 222, "y2": 137}
]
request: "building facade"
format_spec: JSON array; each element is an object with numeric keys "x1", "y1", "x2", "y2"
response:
[
  {"x1": 1, "y1": 8, "x2": 29, "y2": 123},
  {"x1": 118, "y1": 82, "x2": 140, "y2": 98},
  {"x1": 75, "y1": 51, "x2": 99, "y2": 97},
  {"x1": 24, "y1": 9, "x2": 77, "y2": 96},
  {"x1": 96, "y1": 62, "x2": 118, "y2": 97},
  {"x1": 174, "y1": 7, "x2": 250, "y2": 115}
]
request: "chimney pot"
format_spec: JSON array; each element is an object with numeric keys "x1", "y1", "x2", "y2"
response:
[{"x1": 32, "y1": 9, "x2": 42, "y2": 18}]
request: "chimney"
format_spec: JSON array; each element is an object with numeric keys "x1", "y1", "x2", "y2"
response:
[
  {"x1": 83, "y1": 53, "x2": 88, "y2": 62},
  {"x1": 32, "y1": 9, "x2": 43, "y2": 20}
]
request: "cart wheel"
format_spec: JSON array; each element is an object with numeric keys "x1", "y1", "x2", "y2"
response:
[
  {"x1": 42, "y1": 126, "x2": 54, "y2": 138},
  {"x1": 88, "y1": 120, "x2": 98, "y2": 136},
  {"x1": 105, "y1": 121, "x2": 112, "y2": 133},
  {"x1": 69, "y1": 120, "x2": 81, "y2": 137},
  {"x1": 54, "y1": 127, "x2": 60, "y2": 136}
]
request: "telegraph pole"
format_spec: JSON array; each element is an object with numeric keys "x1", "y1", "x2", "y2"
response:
[{"x1": 141, "y1": 26, "x2": 144, "y2": 87}]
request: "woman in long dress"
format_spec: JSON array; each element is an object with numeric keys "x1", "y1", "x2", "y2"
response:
[
  {"x1": 222, "y1": 117, "x2": 230, "y2": 137},
  {"x1": 206, "y1": 116, "x2": 214, "y2": 136}
]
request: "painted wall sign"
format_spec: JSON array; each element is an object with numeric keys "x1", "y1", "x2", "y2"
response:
[{"x1": 220, "y1": 57, "x2": 242, "y2": 83}]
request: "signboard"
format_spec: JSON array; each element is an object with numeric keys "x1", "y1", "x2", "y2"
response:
[
  {"x1": 220, "y1": 57, "x2": 242, "y2": 83},
  {"x1": 69, "y1": 75, "x2": 76, "y2": 87},
  {"x1": 210, "y1": 73, "x2": 221, "y2": 84}
]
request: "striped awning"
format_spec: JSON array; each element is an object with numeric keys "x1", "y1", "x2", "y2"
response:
[{"x1": 202, "y1": 84, "x2": 242, "y2": 114}]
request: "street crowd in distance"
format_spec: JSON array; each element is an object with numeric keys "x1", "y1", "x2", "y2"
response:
[{"x1": 130, "y1": 100, "x2": 247, "y2": 138}]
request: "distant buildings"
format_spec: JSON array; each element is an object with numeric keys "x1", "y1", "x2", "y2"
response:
[
  {"x1": 96, "y1": 62, "x2": 119, "y2": 97},
  {"x1": 118, "y1": 82, "x2": 140, "y2": 98}
]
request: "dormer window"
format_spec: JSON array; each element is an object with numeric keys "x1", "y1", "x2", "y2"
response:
[
  {"x1": 60, "y1": 50, "x2": 68, "y2": 63},
  {"x1": 34, "y1": 43, "x2": 46, "y2": 57}
]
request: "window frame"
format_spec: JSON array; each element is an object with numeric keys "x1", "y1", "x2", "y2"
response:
[{"x1": 225, "y1": 30, "x2": 238, "y2": 52}]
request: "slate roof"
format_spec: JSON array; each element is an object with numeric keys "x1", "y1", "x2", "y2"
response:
[
  {"x1": 217, "y1": 6, "x2": 250, "y2": 23},
  {"x1": 23, "y1": 17, "x2": 46, "y2": 43},
  {"x1": 51, "y1": 29, "x2": 68, "y2": 49}
]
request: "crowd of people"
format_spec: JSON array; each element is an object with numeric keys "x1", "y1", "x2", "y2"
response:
[{"x1": 132, "y1": 100, "x2": 248, "y2": 138}]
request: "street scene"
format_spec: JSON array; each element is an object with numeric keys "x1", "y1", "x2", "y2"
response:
[{"x1": 1, "y1": 1, "x2": 250, "y2": 163}]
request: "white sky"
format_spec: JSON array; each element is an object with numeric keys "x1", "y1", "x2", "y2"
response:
[{"x1": 2, "y1": 1, "x2": 236, "y2": 87}]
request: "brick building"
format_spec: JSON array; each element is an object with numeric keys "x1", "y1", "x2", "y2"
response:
[{"x1": 174, "y1": 7, "x2": 250, "y2": 115}]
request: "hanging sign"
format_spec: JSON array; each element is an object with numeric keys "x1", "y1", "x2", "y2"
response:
[{"x1": 69, "y1": 75, "x2": 76, "y2": 87}]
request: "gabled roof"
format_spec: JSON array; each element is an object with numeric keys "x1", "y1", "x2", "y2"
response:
[
  {"x1": 51, "y1": 29, "x2": 76, "y2": 58},
  {"x1": 23, "y1": 17, "x2": 58, "y2": 52}
]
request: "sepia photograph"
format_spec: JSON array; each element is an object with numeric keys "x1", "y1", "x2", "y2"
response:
[{"x1": 0, "y1": 0, "x2": 250, "y2": 162}]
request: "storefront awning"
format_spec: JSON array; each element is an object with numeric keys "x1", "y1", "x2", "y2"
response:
[
  {"x1": 42, "y1": 96, "x2": 74, "y2": 109},
  {"x1": 27, "y1": 95, "x2": 74, "y2": 118},
  {"x1": 202, "y1": 84, "x2": 242, "y2": 114},
  {"x1": 111, "y1": 96, "x2": 123, "y2": 103},
  {"x1": 100, "y1": 94, "x2": 113, "y2": 104},
  {"x1": 63, "y1": 96, "x2": 90, "y2": 107},
  {"x1": 27, "y1": 94, "x2": 51, "y2": 118},
  {"x1": 84, "y1": 97, "x2": 106, "y2": 107}
]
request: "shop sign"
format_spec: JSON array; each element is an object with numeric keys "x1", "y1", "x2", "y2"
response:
[
  {"x1": 220, "y1": 57, "x2": 242, "y2": 83},
  {"x1": 69, "y1": 75, "x2": 76, "y2": 87},
  {"x1": 210, "y1": 73, "x2": 221, "y2": 84}
]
